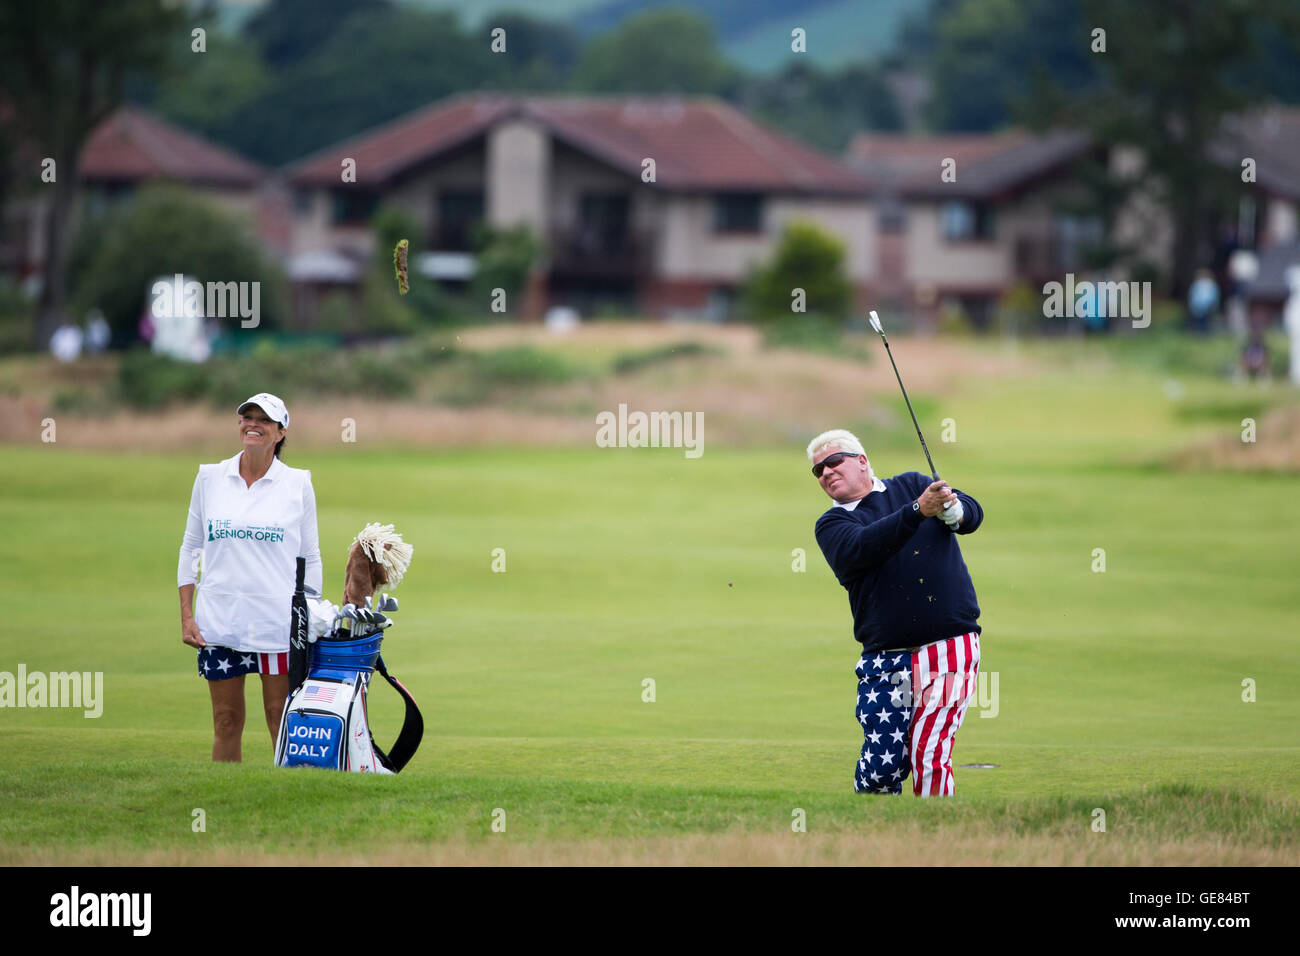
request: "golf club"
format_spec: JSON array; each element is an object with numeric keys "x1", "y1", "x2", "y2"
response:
[
  {"x1": 355, "y1": 611, "x2": 390, "y2": 638},
  {"x1": 868, "y1": 310, "x2": 950, "y2": 509},
  {"x1": 339, "y1": 603, "x2": 358, "y2": 634}
]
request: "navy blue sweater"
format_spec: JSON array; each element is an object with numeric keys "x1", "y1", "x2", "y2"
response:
[{"x1": 814, "y1": 471, "x2": 983, "y2": 652}]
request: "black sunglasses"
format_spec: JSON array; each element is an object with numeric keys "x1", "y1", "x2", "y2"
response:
[{"x1": 812, "y1": 451, "x2": 861, "y2": 478}]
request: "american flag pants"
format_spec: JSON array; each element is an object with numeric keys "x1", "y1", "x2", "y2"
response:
[{"x1": 854, "y1": 632, "x2": 980, "y2": 797}]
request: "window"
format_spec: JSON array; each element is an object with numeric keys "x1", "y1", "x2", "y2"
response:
[
  {"x1": 332, "y1": 190, "x2": 378, "y2": 225},
  {"x1": 436, "y1": 190, "x2": 484, "y2": 251},
  {"x1": 878, "y1": 195, "x2": 906, "y2": 233},
  {"x1": 580, "y1": 193, "x2": 630, "y2": 237},
  {"x1": 940, "y1": 201, "x2": 993, "y2": 241},
  {"x1": 713, "y1": 193, "x2": 763, "y2": 233}
]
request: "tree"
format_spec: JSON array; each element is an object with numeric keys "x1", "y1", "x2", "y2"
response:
[
  {"x1": 924, "y1": 0, "x2": 1099, "y2": 132},
  {"x1": 488, "y1": 12, "x2": 582, "y2": 90},
  {"x1": 0, "y1": 0, "x2": 185, "y2": 347},
  {"x1": 243, "y1": 0, "x2": 389, "y2": 71},
  {"x1": 143, "y1": 31, "x2": 273, "y2": 148},
  {"x1": 575, "y1": 7, "x2": 736, "y2": 94},
  {"x1": 1076, "y1": 0, "x2": 1300, "y2": 295},
  {"x1": 230, "y1": 7, "x2": 496, "y2": 166},
  {"x1": 741, "y1": 61, "x2": 902, "y2": 153}
]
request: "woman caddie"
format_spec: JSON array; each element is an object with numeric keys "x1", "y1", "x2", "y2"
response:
[{"x1": 177, "y1": 393, "x2": 322, "y2": 761}]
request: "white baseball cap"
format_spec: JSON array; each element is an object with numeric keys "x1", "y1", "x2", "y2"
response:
[{"x1": 237, "y1": 392, "x2": 290, "y2": 428}]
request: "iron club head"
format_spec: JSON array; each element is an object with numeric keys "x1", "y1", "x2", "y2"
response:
[{"x1": 868, "y1": 310, "x2": 883, "y2": 335}]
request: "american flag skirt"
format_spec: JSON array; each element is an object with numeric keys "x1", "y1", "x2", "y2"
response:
[{"x1": 197, "y1": 645, "x2": 290, "y2": 680}]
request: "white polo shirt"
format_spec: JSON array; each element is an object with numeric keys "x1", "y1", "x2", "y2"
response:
[
  {"x1": 178, "y1": 452, "x2": 323, "y2": 653},
  {"x1": 833, "y1": 476, "x2": 887, "y2": 511}
]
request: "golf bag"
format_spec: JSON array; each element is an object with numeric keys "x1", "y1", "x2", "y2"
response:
[{"x1": 274, "y1": 631, "x2": 422, "y2": 773}]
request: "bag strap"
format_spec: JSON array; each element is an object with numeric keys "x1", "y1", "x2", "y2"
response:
[{"x1": 370, "y1": 654, "x2": 423, "y2": 773}]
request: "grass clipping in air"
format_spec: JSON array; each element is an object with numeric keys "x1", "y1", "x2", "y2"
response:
[{"x1": 393, "y1": 239, "x2": 409, "y2": 295}]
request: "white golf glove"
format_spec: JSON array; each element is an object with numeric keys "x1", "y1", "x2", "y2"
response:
[
  {"x1": 938, "y1": 497, "x2": 964, "y2": 529},
  {"x1": 305, "y1": 596, "x2": 339, "y2": 642}
]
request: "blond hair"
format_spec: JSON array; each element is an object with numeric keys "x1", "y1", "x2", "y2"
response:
[{"x1": 806, "y1": 428, "x2": 865, "y2": 461}]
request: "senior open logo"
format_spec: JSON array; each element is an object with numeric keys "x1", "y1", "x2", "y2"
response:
[{"x1": 207, "y1": 519, "x2": 287, "y2": 543}]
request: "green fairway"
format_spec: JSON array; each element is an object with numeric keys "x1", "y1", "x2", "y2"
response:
[{"x1": 1, "y1": 340, "x2": 1298, "y2": 864}]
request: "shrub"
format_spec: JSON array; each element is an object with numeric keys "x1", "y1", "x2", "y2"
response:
[
  {"x1": 611, "y1": 342, "x2": 716, "y2": 374},
  {"x1": 116, "y1": 349, "x2": 208, "y2": 409},
  {"x1": 315, "y1": 290, "x2": 364, "y2": 337},
  {"x1": 71, "y1": 184, "x2": 288, "y2": 343},
  {"x1": 470, "y1": 346, "x2": 580, "y2": 386},
  {"x1": 114, "y1": 340, "x2": 417, "y2": 410},
  {"x1": 470, "y1": 225, "x2": 540, "y2": 311},
  {"x1": 996, "y1": 282, "x2": 1039, "y2": 337},
  {"x1": 359, "y1": 266, "x2": 418, "y2": 336},
  {"x1": 745, "y1": 220, "x2": 852, "y2": 324},
  {"x1": 760, "y1": 313, "x2": 868, "y2": 359},
  {"x1": 937, "y1": 301, "x2": 974, "y2": 337}
]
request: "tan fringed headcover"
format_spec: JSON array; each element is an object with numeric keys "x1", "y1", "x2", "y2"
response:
[{"x1": 341, "y1": 523, "x2": 414, "y2": 607}]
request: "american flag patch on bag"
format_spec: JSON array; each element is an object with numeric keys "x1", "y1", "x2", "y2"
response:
[{"x1": 303, "y1": 683, "x2": 339, "y2": 704}]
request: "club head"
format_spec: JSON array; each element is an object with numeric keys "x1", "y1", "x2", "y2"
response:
[
  {"x1": 380, "y1": 595, "x2": 398, "y2": 613},
  {"x1": 868, "y1": 311, "x2": 883, "y2": 335},
  {"x1": 355, "y1": 615, "x2": 391, "y2": 638}
]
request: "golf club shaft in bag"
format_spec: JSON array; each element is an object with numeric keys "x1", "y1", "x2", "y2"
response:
[{"x1": 289, "y1": 556, "x2": 309, "y2": 693}]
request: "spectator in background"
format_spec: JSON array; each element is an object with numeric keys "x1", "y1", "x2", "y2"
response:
[
  {"x1": 49, "y1": 323, "x2": 83, "y2": 363},
  {"x1": 1240, "y1": 334, "x2": 1269, "y2": 382},
  {"x1": 85, "y1": 311, "x2": 111, "y2": 353},
  {"x1": 1187, "y1": 269, "x2": 1220, "y2": 335}
]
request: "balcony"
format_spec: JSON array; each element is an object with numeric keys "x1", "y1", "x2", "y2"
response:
[{"x1": 549, "y1": 226, "x2": 650, "y2": 278}]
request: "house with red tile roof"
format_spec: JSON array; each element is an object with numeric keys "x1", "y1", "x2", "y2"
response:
[
  {"x1": 846, "y1": 129, "x2": 1103, "y2": 327},
  {"x1": 2, "y1": 106, "x2": 273, "y2": 284},
  {"x1": 283, "y1": 93, "x2": 875, "y2": 320},
  {"x1": 847, "y1": 115, "x2": 1300, "y2": 331}
]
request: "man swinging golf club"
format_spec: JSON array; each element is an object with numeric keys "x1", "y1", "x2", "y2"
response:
[{"x1": 809, "y1": 316, "x2": 985, "y2": 797}]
